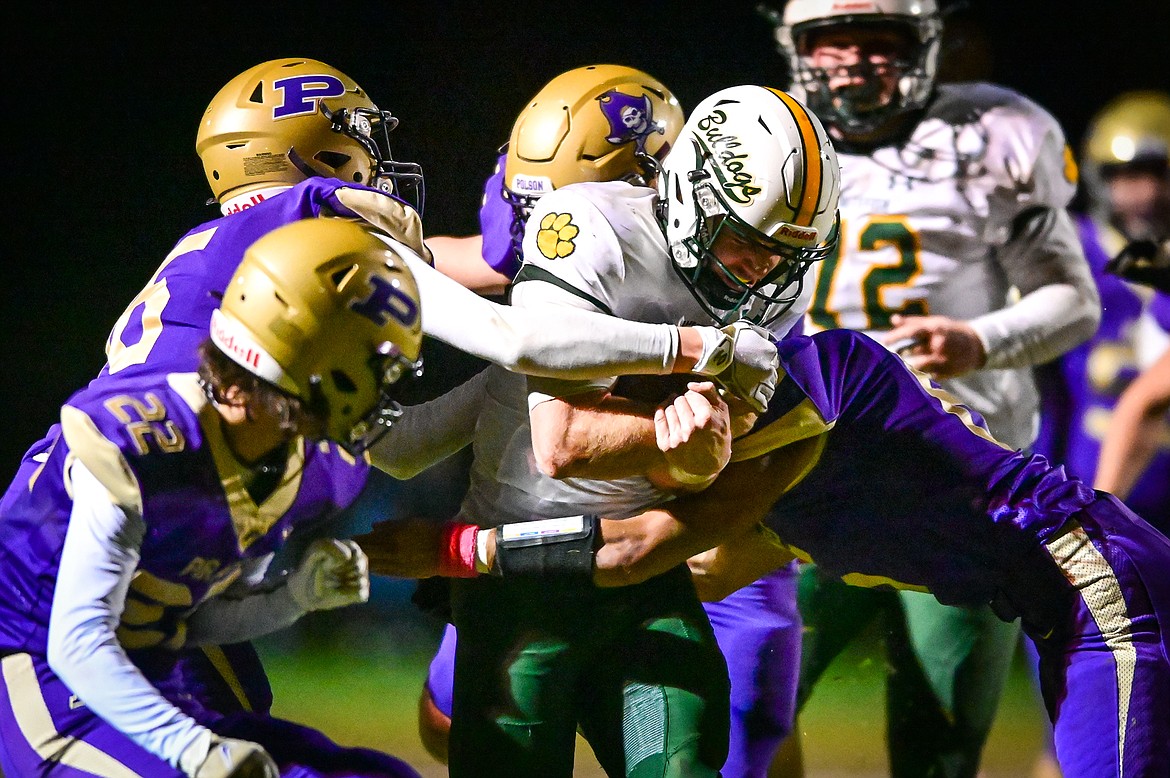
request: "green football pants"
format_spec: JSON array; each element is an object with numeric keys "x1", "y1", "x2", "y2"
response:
[
  {"x1": 448, "y1": 566, "x2": 729, "y2": 778},
  {"x1": 795, "y1": 565, "x2": 1020, "y2": 778}
]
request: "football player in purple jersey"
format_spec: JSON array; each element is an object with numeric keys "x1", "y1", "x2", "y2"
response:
[
  {"x1": 0, "y1": 219, "x2": 427, "y2": 777},
  {"x1": 414, "y1": 325, "x2": 1170, "y2": 778}
]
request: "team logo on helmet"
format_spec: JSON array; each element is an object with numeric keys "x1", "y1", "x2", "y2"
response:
[
  {"x1": 597, "y1": 91, "x2": 662, "y2": 153},
  {"x1": 272, "y1": 74, "x2": 348, "y2": 119},
  {"x1": 695, "y1": 110, "x2": 762, "y2": 205}
]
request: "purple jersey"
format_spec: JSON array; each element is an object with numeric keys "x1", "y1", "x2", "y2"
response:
[
  {"x1": 477, "y1": 152, "x2": 523, "y2": 278},
  {"x1": 102, "y1": 178, "x2": 404, "y2": 380},
  {"x1": 746, "y1": 330, "x2": 1098, "y2": 613},
  {"x1": 1152, "y1": 291, "x2": 1170, "y2": 332},
  {"x1": 0, "y1": 371, "x2": 368, "y2": 656},
  {"x1": 1035, "y1": 214, "x2": 1170, "y2": 531}
]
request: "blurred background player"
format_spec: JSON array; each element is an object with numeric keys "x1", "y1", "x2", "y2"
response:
[
  {"x1": 362, "y1": 83, "x2": 840, "y2": 778},
  {"x1": 0, "y1": 218, "x2": 426, "y2": 777},
  {"x1": 762, "y1": 1, "x2": 1100, "y2": 776},
  {"x1": 1036, "y1": 89, "x2": 1170, "y2": 536},
  {"x1": 417, "y1": 65, "x2": 811, "y2": 778}
]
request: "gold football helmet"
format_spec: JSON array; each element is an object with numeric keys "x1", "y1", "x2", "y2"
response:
[
  {"x1": 1084, "y1": 91, "x2": 1170, "y2": 171},
  {"x1": 503, "y1": 64, "x2": 684, "y2": 219},
  {"x1": 211, "y1": 218, "x2": 423, "y2": 453},
  {"x1": 196, "y1": 58, "x2": 424, "y2": 209}
]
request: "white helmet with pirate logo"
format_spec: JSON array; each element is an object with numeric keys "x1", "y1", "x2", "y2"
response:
[
  {"x1": 658, "y1": 85, "x2": 840, "y2": 326},
  {"x1": 774, "y1": 0, "x2": 943, "y2": 136}
]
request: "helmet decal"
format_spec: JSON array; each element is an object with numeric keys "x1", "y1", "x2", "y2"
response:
[
  {"x1": 597, "y1": 91, "x2": 662, "y2": 153},
  {"x1": 349, "y1": 275, "x2": 421, "y2": 328},
  {"x1": 694, "y1": 110, "x2": 761, "y2": 205},
  {"x1": 272, "y1": 74, "x2": 348, "y2": 119}
]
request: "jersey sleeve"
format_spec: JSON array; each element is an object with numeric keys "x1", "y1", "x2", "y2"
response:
[
  {"x1": 515, "y1": 187, "x2": 628, "y2": 316},
  {"x1": 48, "y1": 460, "x2": 211, "y2": 771},
  {"x1": 59, "y1": 405, "x2": 144, "y2": 516},
  {"x1": 478, "y1": 152, "x2": 524, "y2": 278},
  {"x1": 983, "y1": 90, "x2": 1079, "y2": 241}
]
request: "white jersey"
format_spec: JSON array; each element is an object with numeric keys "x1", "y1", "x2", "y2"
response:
[
  {"x1": 806, "y1": 82, "x2": 1083, "y2": 449},
  {"x1": 459, "y1": 181, "x2": 810, "y2": 526}
]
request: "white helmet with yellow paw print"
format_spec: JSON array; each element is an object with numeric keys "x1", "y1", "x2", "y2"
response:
[
  {"x1": 658, "y1": 85, "x2": 840, "y2": 327},
  {"x1": 211, "y1": 218, "x2": 423, "y2": 454}
]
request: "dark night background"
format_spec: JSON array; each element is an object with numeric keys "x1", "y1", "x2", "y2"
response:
[{"x1": 4, "y1": 0, "x2": 1168, "y2": 476}]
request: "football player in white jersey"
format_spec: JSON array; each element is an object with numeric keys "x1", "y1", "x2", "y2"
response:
[
  {"x1": 360, "y1": 84, "x2": 840, "y2": 778},
  {"x1": 765, "y1": 1, "x2": 1101, "y2": 776}
]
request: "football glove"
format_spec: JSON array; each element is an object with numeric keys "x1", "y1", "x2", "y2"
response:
[
  {"x1": 190, "y1": 736, "x2": 278, "y2": 778},
  {"x1": 288, "y1": 538, "x2": 370, "y2": 612},
  {"x1": 692, "y1": 320, "x2": 779, "y2": 413}
]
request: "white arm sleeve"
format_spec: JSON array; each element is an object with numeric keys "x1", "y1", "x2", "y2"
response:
[
  {"x1": 367, "y1": 368, "x2": 490, "y2": 479},
  {"x1": 400, "y1": 249, "x2": 679, "y2": 378},
  {"x1": 182, "y1": 556, "x2": 304, "y2": 647},
  {"x1": 48, "y1": 460, "x2": 212, "y2": 772},
  {"x1": 970, "y1": 207, "x2": 1101, "y2": 368}
]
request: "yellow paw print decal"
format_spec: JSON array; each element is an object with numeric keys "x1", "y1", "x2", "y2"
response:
[{"x1": 536, "y1": 213, "x2": 579, "y2": 259}]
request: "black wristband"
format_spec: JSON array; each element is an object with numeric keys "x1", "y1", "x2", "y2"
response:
[{"x1": 491, "y1": 515, "x2": 600, "y2": 581}]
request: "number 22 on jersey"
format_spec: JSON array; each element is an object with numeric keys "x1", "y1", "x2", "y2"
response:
[{"x1": 808, "y1": 216, "x2": 927, "y2": 332}]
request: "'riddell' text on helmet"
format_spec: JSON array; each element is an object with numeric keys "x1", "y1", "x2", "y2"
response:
[
  {"x1": 658, "y1": 85, "x2": 841, "y2": 327},
  {"x1": 196, "y1": 58, "x2": 424, "y2": 212}
]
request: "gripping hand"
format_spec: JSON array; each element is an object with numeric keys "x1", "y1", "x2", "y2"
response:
[
  {"x1": 288, "y1": 538, "x2": 370, "y2": 612},
  {"x1": 192, "y1": 736, "x2": 278, "y2": 778},
  {"x1": 692, "y1": 321, "x2": 778, "y2": 413}
]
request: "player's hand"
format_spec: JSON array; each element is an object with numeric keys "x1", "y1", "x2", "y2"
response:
[
  {"x1": 654, "y1": 381, "x2": 732, "y2": 489},
  {"x1": 191, "y1": 736, "x2": 278, "y2": 778},
  {"x1": 713, "y1": 320, "x2": 779, "y2": 413},
  {"x1": 287, "y1": 538, "x2": 370, "y2": 612},
  {"x1": 883, "y1": 314, "x2": 986, "y2": 379},
  {"x1": 354, "y1": 518, "x2": 447, "y2": 579}
]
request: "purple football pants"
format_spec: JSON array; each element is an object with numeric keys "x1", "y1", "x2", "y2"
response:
[
  {"x1": 1017, "y1": 494, "x2": 1170, "y2": 778},
  {"x1": 0, "y1": 649, "x2": 421, "y2": 777}
]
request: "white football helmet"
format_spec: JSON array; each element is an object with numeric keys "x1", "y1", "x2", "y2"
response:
[
  {"x1": 774, "y1": 0, "x2": 943, "y2": 135},
  {"x1": 658, "y1": 85, "x2": 840, "y2": 326}
]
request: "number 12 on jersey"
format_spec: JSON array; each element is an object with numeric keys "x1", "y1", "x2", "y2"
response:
[{"x1": 808, "y1": 216, "x2": 927, "y2": 332}]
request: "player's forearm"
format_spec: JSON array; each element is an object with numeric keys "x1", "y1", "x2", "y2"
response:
[
  {"x1": 529, "y1": 393, "x2": 664, "y2": 479},
  {"x1": 428, "y1": 234, "x2": 512, "y2": 296},
  {"x1": 1094, "y1": 349, "x2": 1170, "y2": 499},
  {"x1": 183, "y1": 585, "x2": 304, "y2": 646},
  {"x1": 368, "y1": 369, "x2": 489, "y2": 479},
  {"x1": 972, "y1": 207, "x2": 1101, "y2": 368},
  {"x1": 406, "y1": 253, "x2": 681, "y2": 378}
]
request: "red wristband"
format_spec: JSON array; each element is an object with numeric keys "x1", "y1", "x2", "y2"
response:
[{"x1": 437, "y1": 522, "x2": 480, "y2": 578}]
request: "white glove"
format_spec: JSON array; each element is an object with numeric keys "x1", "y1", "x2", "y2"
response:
[
  {"x1": 692, "y1": 321, "x2": 779, "y2": 413},
  {"x1": 287, "y1": 538, "x2": 370, "y2": 612},
  {"x1": 190, "y1": 736, "x2": 278, "y2": 778}
]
